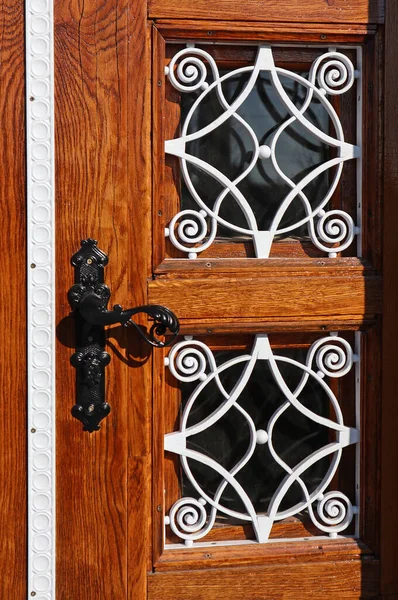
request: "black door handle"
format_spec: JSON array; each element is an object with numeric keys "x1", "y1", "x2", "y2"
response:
[{"x1": 67, "y1": 238, "x2": 179, "y2": 432}]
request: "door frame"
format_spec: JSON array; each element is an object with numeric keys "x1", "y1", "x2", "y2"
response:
[{"x1": 4, "y1": 0, "x2": 395, "y2": 598}]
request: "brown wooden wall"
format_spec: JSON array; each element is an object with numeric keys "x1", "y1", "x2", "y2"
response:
[{"x1": 0, "y1": 0, "x2": 27, "y2": 597}]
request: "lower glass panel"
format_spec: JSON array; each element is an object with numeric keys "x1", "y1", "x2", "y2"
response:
[{"x1": 164, "y1": 332, "x2": 359, "y2": 547}]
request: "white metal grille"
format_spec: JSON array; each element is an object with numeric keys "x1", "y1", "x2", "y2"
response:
[
  {"x1": 164, "y1": 333, "x2": 360, "y2": 547},
  {"x1": 164, "y1": 45, "x2": 362, "y2": 258}
]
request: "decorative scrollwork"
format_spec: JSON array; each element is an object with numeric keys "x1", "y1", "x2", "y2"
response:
[
  {"x1": 166, "y1": 339, "x2": 217, "y2": 382},
  {"x1": 312, "y1": 336, "x2": 354, "y2": 378},
  {"x1": 311, "y1": 210, "x2": 356, "y2": 256},
  {"x1": 166, "y1": 48, "x2": 219, "y2": 92},
  {"x1": 167, "y1": 497, "x2": 210, "y2": 541},
  {"x1": 124, "y1": 305, "x2": 180, "y2": 347},
  {"x1": 314, "y1": 492, "x2": 354, "y2": 533},
  {"x1": 311, "y1": 52, "x2": 356, "y2": 95},
  {"x1": 165, "y1": 45, "x2": 361, "y2": 259},
  {"x1": 165, "y1": 333, "x2": 360, "y2": 545},
  {"x1": 165, "y1": 209, "x2": 217, "y2": 257}
]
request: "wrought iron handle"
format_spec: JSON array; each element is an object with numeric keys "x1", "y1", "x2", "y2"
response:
[{"x1": 68, "y1": 239, "x2": 179, "y2": 432}]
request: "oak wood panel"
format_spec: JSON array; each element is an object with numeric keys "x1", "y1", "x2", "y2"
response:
[
  {"x1": 156, "y1": 19, "x2": 376, "y2": 43},
  {"x1": 156, "y1": 539, "x2": 371, "y2": 572},
  {"x1": 148, "y1": 275, "x2": 382, "y2": 320},
  {"x1": 381, "y1": 0, "x2": 398, "y2": 595},
  {"x1": 149, "y1": 0, "x2": 384, "y2": 24},
  {"x1": 126, "y1": 6, "x2": 153, "y2": 600},
  {"x1": 156, "y1": 257, "x2": 376, "y2": 275},
  {"x1": 148, "y1": 560, "x2": 379, "y2": 599},
  {"x1": 0, "y1": 0, "x2": 26, "y2": 597},
  {"x1": 175, "y1": 319, "x2": 374, "y2": 336},
  {"x1": 54, "y1": 0, "x2": 141, "y2": 597}
]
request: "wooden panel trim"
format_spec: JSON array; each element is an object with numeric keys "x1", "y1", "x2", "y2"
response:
[
  {"x1": 0, "y1": 0, "x2": 27, "y2": 597},
  {"x1": 155, "y1": 258, "x2": 377, "y2": 276},
  {"x1": 155, "y1": 538, "x2": 372, "y2": 572},
  {"x1": 380, "y1": 0, "x2": 398, "y2": 596},
  {"x1": 54, "y1": 0, "x2": 152, "y2": 598},
  {"x1": 156, "y1": 19, "x2": 377, "y2": 43},
  {"x1": 148, "y1": 0, "x2": 384, "y2": 25},
  {"x1": 148, "y1": 275, "x2": 382, "y2": 320},
  {"x1": 148, "y1": 559, "x2": 379, "y2": 599}
]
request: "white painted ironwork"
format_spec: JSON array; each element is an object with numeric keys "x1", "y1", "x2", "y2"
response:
[
  {"x1": 164, "y1": 334, "x2": 360, "y2": 546},
  {"x1": 27, "y1": 0, "x2": 55, "y2": 596},
  {"x1": 165, "y1": 45, "x2": 361, "y2": 258}
]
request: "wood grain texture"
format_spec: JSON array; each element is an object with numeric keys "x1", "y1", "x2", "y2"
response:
[
  {"x1": 149, "y1": 0, "x2": 384, "y2": 24},
  {"x1": 148, "y1": 560, "x2": 379, "y2": 599},
  {"x1": 156, "y1": 19, "x2": 376, "y2": 43},
  {"x1": 0, "y1": 0, "x2": 26, "y2": 597},
  {"x1": 156, "y1": 538, "x2": 371, "y2": 572},
  {"x1": 149, "y1": 275, "x2": 382, "y2": 320},
  {"x1": 381, "y1": 0, "x2": 398, "y2": 595},
  {"x1": 126, "y1": 6, "x2": 153, "y2": 600},
  {"x1": 54, "y1": 0, "x2": 148, "y2": 597}
]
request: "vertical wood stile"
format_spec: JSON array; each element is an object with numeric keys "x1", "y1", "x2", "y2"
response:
[{"x1": 0, "y1": 0, "x2": 27, "y2": 597}]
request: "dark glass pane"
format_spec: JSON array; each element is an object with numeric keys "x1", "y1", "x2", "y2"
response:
[
  {"x1": 181, "y1": 70, "x2": 330, "y2": 239},
  {"x1": 181, "y1": 348, "x2": 333, "y2": 518}
]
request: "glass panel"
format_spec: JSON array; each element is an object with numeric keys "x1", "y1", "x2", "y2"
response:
[
  {"x1": 164, "y1": 45, "x2": 360, "y2": 259},
  {"x1": 181, "y1": 349, "x2": 332, "y2": 514},
  {"x1": 181, "y1": 71, "x2": 330, "y2": 239},
  {"x1": 164, "y1": 334, "x2": 359, "y2": 545}
]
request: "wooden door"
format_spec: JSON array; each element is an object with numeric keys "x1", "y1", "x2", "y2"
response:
[{"x1": 4, "y1": 0, "x2": 395, "y2": 598}]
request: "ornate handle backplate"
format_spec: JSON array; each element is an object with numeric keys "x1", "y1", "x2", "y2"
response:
[{"x1": 68, "y1": 239, "x2": 179, "y2": 432}]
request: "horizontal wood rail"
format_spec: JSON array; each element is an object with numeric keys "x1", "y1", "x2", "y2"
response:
[
  {"x1": 148, "y1": 558, "x2": 379, "y2": 599},
  {"x1": 149, "y1": 0, "x2": 384, "y2": 25},
  {"x1": 148, "y1": 275, "x2": 382, "y2": 321}
]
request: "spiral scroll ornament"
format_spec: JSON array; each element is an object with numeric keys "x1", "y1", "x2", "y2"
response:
[
  {"x1": 315, "y1": 492, "x2": 354, "y2": 533},
  {"x1": 312, "y1": 52, "x2": 356, "y2": 95},
  {"x1": 311, "y1": 210, "x2": 356, "y2": 255},
  {"x1": 314, "y1": 337, "x2": 354, "y2": 378},
  {"x1": 166, "y1": 340, "x2": 218, "y2": 383},
  {"x1": 167, "y1": 498, "x2": 209, "y2": 541},
  {"x1": 166, "y1": 48, "x2": 218, "y2": 92},
  {"x1": 165, "y1": 209, "x2": 216, "y2": 256}
]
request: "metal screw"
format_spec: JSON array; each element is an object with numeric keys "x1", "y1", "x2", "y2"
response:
[
  {"x1": 88, "y1": 336, "x2": 93, "y2": 342},
  {"x1": 207, "y1": 328, "x2": 212, "y2": 334},
  {"x1": 30, "y1": 263, "x2": 36, "y2": 269},
  {"x1": 157, "y1": 80, "x2": 162, "y2": 87},
  {"x1": 157, "y1": 504, "x2": 162, "y2": 512},
  {"x1": 29, "y1": 96, "x2": 35, "y2": 102},
  {"x1": 205, "y1": 553, "x2": 212, "y2": 558},
  {"x1": 321, "y1": 325, "x2": 327, "y2": 330},
  {"x1": 31, "y1": 592, "x2": 36, "y2": 596},
  {"x1": 158, "y1": 210, "x2": 163, "y2": 216},
  {"x1": 87, "y1": 404, "x2": 95, "y2": 413},
  {"x1": 207, "y1": 31, "x2": 213, "y2": 36},
  {"x1": 86, "y1": 258, "x2": 93, "y2": 265},
  {"x1": 320, "y1": 34, "x2": 327, "y2": 40},
  {"x1": 205, "y1": 262, "x2": 211, "y2": 268},
  {"x1": 31, "y1": 428, "x2": 36, "y2": 434}
]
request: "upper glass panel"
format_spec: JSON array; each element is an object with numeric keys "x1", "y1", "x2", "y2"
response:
[{"x1": 164, "y1": 44, "x2": 361, "y2": 259}]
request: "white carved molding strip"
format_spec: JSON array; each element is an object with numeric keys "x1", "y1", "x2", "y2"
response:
[
  {"x1": 164, "y1": 333, "x2": 360, "y2": 547},
  {"x1": 165, "y1": 45, "x2": 362, "y2": 259},
  {"x1": 27, "y1": 0, "x2": 55, "y2": 596}
]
